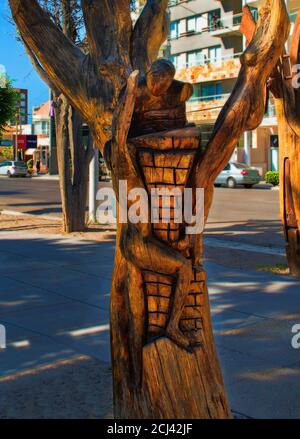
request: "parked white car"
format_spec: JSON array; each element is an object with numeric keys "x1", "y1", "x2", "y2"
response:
[{"x1": 0, "y1": 161, "x2": 27, "y2": 177}]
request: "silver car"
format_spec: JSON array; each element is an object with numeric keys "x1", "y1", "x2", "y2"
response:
[
  {"x1": 0, "y1": 160, "x2": 28, "y2": 177},
  {"x1": 215, "y1": 162, "x2": 261, "y2": 188}
]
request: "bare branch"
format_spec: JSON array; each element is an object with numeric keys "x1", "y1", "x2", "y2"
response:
[
  {"x1": 81, "y1": 0, "x2": 132, "y2": 77},
  {"x1": 112, "y1": 70, "x2": 139, "y2": 158},
  {"x1": 9, "y1": 0, "x2": 87, "y2": 111},
  {"x1": 132, "y1": 0, "x2": 169, "y2": 74},
  {"x1": 240, "y1": 5, "x2": 256, "y2": 46},
  {"x1": 21, "y1": 35, "x2": 61, "y2": 95},
  {"x1": 193, "y1": 0, "x2": 290, "y2": 189}
]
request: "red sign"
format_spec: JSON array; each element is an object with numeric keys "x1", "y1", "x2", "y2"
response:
[
  {"x1": 13, "y1": 135, "x2": 27, "y2": 150},
  {"x1": 13, "y1": 135, "x2": 37, "y2": 150}
]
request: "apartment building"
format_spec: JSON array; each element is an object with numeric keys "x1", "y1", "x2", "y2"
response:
[
  {"x1": 136, "y1": 0, "x2": 300, "y2": 176},
  {"x1": 32, "y1": 100, "x2": 51, "y2": 172}
]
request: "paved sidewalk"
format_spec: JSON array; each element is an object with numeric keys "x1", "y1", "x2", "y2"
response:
[{"x1": 0, "y1": 231, "x2": 299, "y2": 418}]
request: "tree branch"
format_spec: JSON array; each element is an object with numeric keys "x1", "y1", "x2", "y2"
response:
[
  {"x1": 240, "y1": 5, "x2": 256, "y2": 46},
  {"x1": 9, "y1": 0, "x2": 87, "y2": 112},
  {"x1": 81, "y1": 0, "x2": 132, "y2": 79},
  {"x1": 132, "y1": 0, "x2": 169, "y2": 74},
  {"x1": 193, "y1": 0, "x2": 290, "y2": 190},
  {"x1": 20, "y1": 35, "x2": 60, "y2": 95}
]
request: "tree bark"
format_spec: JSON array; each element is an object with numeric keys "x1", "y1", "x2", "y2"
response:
[
  {"x1": 9, "y1": 0, "x2": 290, "y2": 418},
  {"x1": 241, "y1": 5, "x2": 300, "y2": 276},
  {"x1": 54, "y1": 93, "x2": 92, "y2": 233}
]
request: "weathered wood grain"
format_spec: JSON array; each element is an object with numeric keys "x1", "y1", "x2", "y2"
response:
[{"x1": 10, "y1": 0, "x2": 290, "y2": 419}]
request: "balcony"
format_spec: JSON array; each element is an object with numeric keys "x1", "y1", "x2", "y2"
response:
[
  {"x1": 209, "y1": 13, "x2": 243, "y2": 37},
  {"x1": 174, "y1": 54, "x2": 241, "y2": 84},
  {"x1": 186, "y1": 93, "x2": 230, "y2": 124}
]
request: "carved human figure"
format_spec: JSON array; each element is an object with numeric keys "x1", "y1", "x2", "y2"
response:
[{"x1": 108, "y1": 60, "x2": 202, "y2": 361}]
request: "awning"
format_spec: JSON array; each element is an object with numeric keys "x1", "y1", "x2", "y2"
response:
[{"x1": 25, "y1": 148, "x2": 36, "y2": 155}]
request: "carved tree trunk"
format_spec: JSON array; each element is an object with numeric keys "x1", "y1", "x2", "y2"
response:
[
  {"x1": 9, "y1": 0, "x2": 289, "y2": 419},
  {"x1": 241, "y1": 6, "x2": 300, "y2": 276},
  {"x1": 273, "y1": 12, "x2": 300, "y2": 276},
  {"x1": 111, "y1": 127, "x2": 231, "y2": 418}
]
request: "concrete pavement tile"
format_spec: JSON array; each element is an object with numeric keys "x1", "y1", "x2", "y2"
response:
[
  {"x1": 216, "y1": 346, "x2": 280, "y2": 386},
  {"x1": 0, "y1": 326, "x2": 78, "y2": 378},
  {"x1": 0, "y1": 233, "x2": 115, "y2": 267},
  {"x1": 5, "y1": 272, "x2": 112, "y2": 310},
  {"x1": 69, "y1": 263, "x2": 113, "y2": 280},
  {"x1": 56, "y1": 329, "x2": 111, "y2": 363},
  {"x1": 0, "y1": 284, "x2": 68, "y2": 316},
  {"x1": 0, "y1": 252, "x2": 55, "y2": 275},
  {"x1": 0, "y1": 301, "x2": 109, "y2": 339},
  {"x1": 6, "y1": 266, "x2": 93, "y2": 290},
  {"x1": 214, "y1": 316, "x2": 300, "y2": 367},
  {"x1": 225, "y1": 364, "x2": 300, "y2": 419},
  {"x1": 211, "y1": 308, "x2": 266, "y2": 334}
]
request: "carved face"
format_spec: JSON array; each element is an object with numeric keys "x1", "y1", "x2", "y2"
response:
[{"x1": 146, "y1": 59, "x2": 176, "y2": 97}]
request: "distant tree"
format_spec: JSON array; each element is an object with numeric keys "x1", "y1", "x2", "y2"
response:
[
  {"x1": 0, "y1": 80, "x2": 18, "y2": 139},
  {"x1": 21, "y1": 0, "x2": 94, "y2": 232}
]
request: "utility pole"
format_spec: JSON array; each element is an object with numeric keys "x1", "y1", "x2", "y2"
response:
[
  {"x1": 14, "y1": 109, "x2": 20, "y2": 161},
  {"x1": 89, "y1": 146, "x2": 99, "y2": 223}
]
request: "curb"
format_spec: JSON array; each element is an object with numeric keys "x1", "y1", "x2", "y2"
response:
[{"x1": 0, "y1": 209, "x2": 62, "y2": 221}]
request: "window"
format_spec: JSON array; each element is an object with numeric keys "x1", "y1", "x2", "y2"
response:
[
  {"x1": 200, "y1": 82, "x2": 222, "y2": 100},
  {"x1": 170, "y1": 21, "x2": 179, "y2": 39},
  {"x1": 209, "y1": 46, "x2": 221, "y2": 63},
  {"x1": 187, "y1": 17, "x2": 196, "y2": 32},
  {"x1": 191, "y1": 84, "x2": 201, "y2": 100},
  {"x1": 208, "y1": 9, "x2": 221, "y2": 30},
  {"x1": 196, "y1": 15, "x2": 206, "y2": 32},
  {"x1": 171, "y1": 53, "x2": 186, "y2": 69},
  {"x1": 34, "y1": 121, "x2": 49, "y2": 135},
  {"x1": 187, "y1": 50, "x2": 207, "y2": 67}
]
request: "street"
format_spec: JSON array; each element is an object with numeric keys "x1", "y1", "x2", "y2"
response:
[
  {"x1": 0, "y1": 177, "x2": 284, "y2": 248},
  {"x1": 0, "y1": 179, "x2": 296, "y2": 419}
]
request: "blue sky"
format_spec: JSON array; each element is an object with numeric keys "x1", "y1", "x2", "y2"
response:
[{"x1": 0, "y1": 1, "x2": 48, "y2": 119}]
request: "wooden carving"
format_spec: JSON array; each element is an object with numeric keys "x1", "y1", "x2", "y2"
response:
[
  {"x1": 10, "y1": 0, "x2": 289, "y2": 419},
  {"x1": 241, "y1": 5, "x2": 300, "y2": 277},
  {"x1": 109, "y1": 1, "x2": 289, "y2": 417}
]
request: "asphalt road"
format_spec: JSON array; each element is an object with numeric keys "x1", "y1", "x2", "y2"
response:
[{"x1": 0, "y1": 176, "x2": 284, "y2": 248}]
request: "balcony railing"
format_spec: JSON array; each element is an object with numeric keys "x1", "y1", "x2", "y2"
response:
[
  {"x1": 169, "y1": 10, "x2": 258, "y2": 40},
  {"x1": 188, "y1": 93, "x2": 230, "y2": 103},
  {"x1": 177, "y1": 51, "x2": 242, "y2": 69}
]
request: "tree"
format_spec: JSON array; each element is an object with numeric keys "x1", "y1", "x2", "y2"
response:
[
  {"x1": 9, "y1": 0, "x2": 289, "y2": 418},
  {"x1": 240, "y1": 5, "x2": 300, "y2": 277},
  {"x1": 0, "y1": 80, "x2": 18, "y2": 139},
  {"x1": 22, "y1": 0, "x2": 93, "y2": 232}
]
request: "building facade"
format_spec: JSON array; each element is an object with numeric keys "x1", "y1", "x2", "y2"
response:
[
  {"x1": 137, "y1": 0, "x2": 300, "y2": 176},
  {"x1": 32, "y1": 101, "x2": 51, "y2": 171}
]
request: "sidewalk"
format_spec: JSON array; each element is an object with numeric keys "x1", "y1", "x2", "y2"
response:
[{"x1": 0, "y1": 230, "x2": 299, "y2": 418}]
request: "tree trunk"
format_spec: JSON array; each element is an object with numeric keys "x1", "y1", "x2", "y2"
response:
[
  {"x1": 110, "y1": 128, "x2": 231, "y2": 419},
  {"x1": 9, "y1": 0, "x2": 290, "y2": 419},
  {"x1": 275, "y1": 99, "x2": 300, "y2": 276},
  {"x1": 54, "y1": 94, "x2": 92, "y2": 233},
  {"x1": 274, "y1": 11, "x2": 300, "y2": 276}
]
